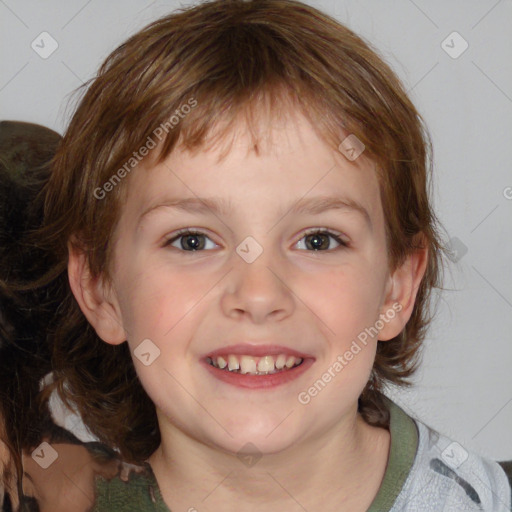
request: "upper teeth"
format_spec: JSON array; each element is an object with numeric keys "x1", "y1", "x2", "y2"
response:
[{"x1": 208, "y1": 354, "x2": 303, "y2": 375}]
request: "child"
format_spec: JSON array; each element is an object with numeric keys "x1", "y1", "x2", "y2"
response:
[{"x1": 21, "y1": 0, "x2": 512, "y2": 510}]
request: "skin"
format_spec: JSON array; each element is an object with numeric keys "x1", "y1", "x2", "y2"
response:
[
  {"x1": 69, "y1": 108, "x2": 427, "y2": 511},
  {"x1": 0, "y1": 421, "x2": 17, "y2": 511},
  {"x1": 21, "y1": 443, "x2": 124, "y2": 512},
  {"x1": 0, "y1": 432, "x2": 134, "y2": 512}
]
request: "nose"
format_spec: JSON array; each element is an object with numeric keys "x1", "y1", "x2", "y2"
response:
[{"x1": 220, "y1": 246, "x2": 295, "y2": 324}]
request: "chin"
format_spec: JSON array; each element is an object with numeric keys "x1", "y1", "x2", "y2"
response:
[{"x1": 205, "y1": 416, "x2": 301, "y2": 457}]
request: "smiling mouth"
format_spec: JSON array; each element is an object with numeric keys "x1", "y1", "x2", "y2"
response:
[{"x1": 206, "y1": 354, "x2": 304, "y2": 376}]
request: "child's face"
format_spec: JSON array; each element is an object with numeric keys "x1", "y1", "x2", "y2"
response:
[{"x1": 98, "y1": 111, "x2": 403, "y2": 454}]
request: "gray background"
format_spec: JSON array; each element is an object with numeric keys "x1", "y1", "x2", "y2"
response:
[{"x1": 1, "y1": 0, "x2": 511, "y2": 460}]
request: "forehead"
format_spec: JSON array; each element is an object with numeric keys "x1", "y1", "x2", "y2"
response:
[{"x1": 119, "y1": 110, "x2": 382, "y2": 229}]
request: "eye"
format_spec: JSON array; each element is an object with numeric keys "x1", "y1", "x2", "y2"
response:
[
  {"x1": 164, "y1": 229, "x2": 217, "y2": 252},
  {"x1": 295, "y1": 229, "x2": 349, "y2": 251}
]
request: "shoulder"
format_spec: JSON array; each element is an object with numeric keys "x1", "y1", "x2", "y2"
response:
[
  {"x1": 91, "y1": 462, "x2": 170, "y2": 512},
  {"x1": 394, "y1": 414, "x2": 511, "y2": 511},
  {"x1": 498, "y1": 460, "x2": 512, "y2": 489}
]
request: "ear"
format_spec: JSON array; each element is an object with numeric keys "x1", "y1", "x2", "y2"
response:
[
  {"x1": 378, "y1": 241, "x2": 429, "y2": 341},
  {"x1": 67, "y1": 240, "x2": 126, "y2": 345}
]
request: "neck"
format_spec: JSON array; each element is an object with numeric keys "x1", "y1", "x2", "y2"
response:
[{"x1": 148, "y1": 408, "x2": 390, "y2": 512}]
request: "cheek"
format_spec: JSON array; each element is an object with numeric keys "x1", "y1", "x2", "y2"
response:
[
  {"x1": 115, "y1": 259, "x2": 209, "y2": 344},
  {"x1": 299, "y1": 263, "x2": 385, "y2": 341},
  {"x1": 300, "y1": 270, "x2": 381, "y2": 403},
  {"x1": 294, "y1": 263, "x2": 384, "y2": 398},
  {"x1": 114, "y1": 263, "x2": 211, "y2": 413}
]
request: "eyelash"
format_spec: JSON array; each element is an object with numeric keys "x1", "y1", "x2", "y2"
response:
[{"x1": 163, "y1": 228, "x2": 349, "y2": 253}]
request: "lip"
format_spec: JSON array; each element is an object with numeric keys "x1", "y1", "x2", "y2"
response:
[
  {"x1": 202, "y1": 357, "x2": 314, "y2": 389},
  {"x1": 205, "y1": 344, "x2": 313, "y2": 359}
]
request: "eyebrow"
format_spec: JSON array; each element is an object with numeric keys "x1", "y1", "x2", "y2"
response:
[{"x1": 138, "y1": 195, "x2": 371, "y2": 228}]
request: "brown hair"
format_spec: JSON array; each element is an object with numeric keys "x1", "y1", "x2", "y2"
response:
[
  {"x1": 0, "y1": 121, "x2": 65, "y2": 507},
  {"x1": 38, "y1": 0, "x2": 446, "y2": 463}
]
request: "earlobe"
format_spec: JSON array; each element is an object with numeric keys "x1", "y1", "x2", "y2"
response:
[
  {"x1": 378, "y1": 244, "x2": 429, "y2": 341},
  {"x1": 67, "y1": 241, "x2": 126, "y2": 345}
]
